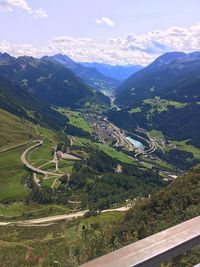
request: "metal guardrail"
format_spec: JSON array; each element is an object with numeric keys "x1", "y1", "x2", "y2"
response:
[{"x1": 80, "y1": 216, "x2": 200, "y2": 267}]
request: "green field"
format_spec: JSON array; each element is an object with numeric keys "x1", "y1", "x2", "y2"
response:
[
  {"x1": 0, "y1": 109, "x2": 38, "y2": 152},
  {"x1": 0, "y1": 202, "x2": 71, "y2": 220},
  {"x1": 97, "y1": 143, "x2": 136, "y2": 164},
  {"x1": 130, "y1": 107, "x2": 141, "y2": 113},
  {"x1": 28, "y1": 139, "x2": 54, "y2": 165},
  {"x1": 40, "y1": 162, "x2": 56, "y2": 172},
  {"x1": 42, "y1": 176, "x2": 58, "y2": 188},
  {"x1": 36, "y1": 125, "x2": 59, "y2": 143},
  {"x1": 74, "y1": 137, "x2": 136, "y2": 164},
  {"x1": 143, "y1": 97, "x2": 187, "y2": 113},
  {"x1": 59, "y1": 108, "x2": 93, "y2": 133},
  {"x1": 148, "y1": 130, "x2": 164, "y2": 139},
  {"x1": 0, "y1": 146, "x2": 29, "y2": 201},
  {"x1": 58, "y1": 159, "x2": 74, "y2": 174},
  {"x1": 173, "y1": 140, "x2": 200, "y2": 160}
]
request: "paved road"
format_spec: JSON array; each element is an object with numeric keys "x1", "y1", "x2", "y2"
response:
[
  {"x1": 0, "y1": 206, "x2": 130, "y2": 226},
  {"x1": 21, "y1": 140, "x2": 62, "y2": 177}
]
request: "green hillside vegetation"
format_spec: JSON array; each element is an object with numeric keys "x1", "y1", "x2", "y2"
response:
[
  {"x1": 143, "y1": 97, "x2": 187, "y2": 113},
  {"x1": 0, "y1": 55, "x2": 110, "y2": 109},
  {"x1": 0, "y1": 211, "x2": 124, "y2": 267},
  {"x1": 58, "y1": 160, "x2": 74, "y2": 174},
  {"x1": 172, "y1": 140, "x2": 200, "y2": 160},
  {"x1": 42, "y1": 54, "x2": 120, "y2": 92},
  {"x1": 0, "y1": 109, "x2": 38, "y2": 152},
  {"x1": 114, "y1": 166, "x2": 200, "y2": 266},
  {"x1": 0, "y1": 146, "x2": 29, "y2": 202},
  {"x1": 0, "y1": 167, "x2": 199, "y2": 266},
  {"x1": 23, "y1": 141, "x2": 162, "y2": 210},
  {"x1": 73, "y1": 137, "x2": 135, "y2": 164},
  {"x1": 28, "y1": 139, "x2": 54, "y2": 166},
  {"x1": 0, "y1": 202, "x2": 70, "y2": 220},
  {"x1": 0, "y1": 75, "x2": 66, "y2": 131},
  {"x1": 116, "y1": 52, "x2": 200, "y2": 107},
  {"x1": 148, "y1": 129, "x2": 164, "y2": 139},
  {"x1": 0, "y1": 111, "x2": 69, "y2": 203},
  {"x1": 130, "y1": 107, "x2": 141, "y2": 113},
  {"x1": 59, "y1": 108, "x2": 93, "y2": 134}
]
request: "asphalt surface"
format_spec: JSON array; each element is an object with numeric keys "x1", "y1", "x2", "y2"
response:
[{"x1": 21, "y1": 140, "x2": 62, "y2": 177}]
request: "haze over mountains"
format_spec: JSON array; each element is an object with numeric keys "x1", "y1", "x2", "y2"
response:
[{"x1": 81, "y1": 62, "x2": 143, "y2": 81}]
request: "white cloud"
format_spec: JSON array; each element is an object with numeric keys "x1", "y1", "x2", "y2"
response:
[
  {"x1": 0, "y1": 0, "x2": 47, "y2": 18},
  {"x1": 110, "y1": 23, "x2": 200, "y2": 55},
  {"x1": 1, "y1": 23, "x2": 200, "y2": 65},
  {"x1": 95, "y1": 17, "x2": 115, "y2": 27}
]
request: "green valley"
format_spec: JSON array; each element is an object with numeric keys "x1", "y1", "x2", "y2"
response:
[{"x1": 0, "y1": 46, "x2": 200, "y2": 267}]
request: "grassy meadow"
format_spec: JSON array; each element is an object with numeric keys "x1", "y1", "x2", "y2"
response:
[{"x1": 0, "y1": 109, "x2": 38, "y2": 152}]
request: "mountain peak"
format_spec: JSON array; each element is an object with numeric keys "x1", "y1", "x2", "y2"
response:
[
  {"x1": 0, "y1": 52, "x2": 15, "y2": 62},
  {"x1": 151, "y1": 52, "x2": 186, "y2": 67},
  {"x1": 53, "y1": 54, "x2": 73, "y2": 60}
]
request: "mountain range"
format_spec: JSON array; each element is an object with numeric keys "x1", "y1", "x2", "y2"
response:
[
  {"x1": 106, "y1": 52, "x2": 200, "y2": 151},
  {"x1": 0, "y1": 53, "x2": 110, "y2": 109},
  {"x1": 0, "y1": 75, "x2": 66, "y2": 130},
  {"x1": 42, "y1": 54, "x2": 120, "y2": 92},
  {"x1": 116, "y1": 51, "x2": 200, "y2": 106},
  {"x1": 81, "y1": 62, "x2": 143, "y2": 81}
]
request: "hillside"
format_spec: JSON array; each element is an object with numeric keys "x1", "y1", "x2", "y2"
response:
[
  {"x1": 0, "y1": 75, "x2": 66, "y2": 130},
  {"x1": 107, "y1": 52, "x2": 200, "y2": 164},
  {"x1": 0, "y1": 165, "x2": 199, "y2": 266},
  {"x1": 0, "y1": 109, "x2": 38, "y2": 152},
  {"x1": 114, "y1": 166, "x2": 200, "y2": 266},
  {"x1": 116, "y1": 52, "x2": 200, "y2": 106},
  {"x1": 108, "y1": 99, "x2": 200, "y2": 151},
  {"x1": 0, "y1": 53, "x2": 110, "y2": 109},
  {"x1": 42, "y1": 54, "x2": 120, "y2": 92},
  {"x1": 81, "y1": 62, "x2": 143, "y2": 81}
]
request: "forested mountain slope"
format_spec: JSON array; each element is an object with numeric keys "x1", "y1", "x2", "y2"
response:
[
  {"x1": 42, "y1": 54, "x2": 120, "y2": 92},
  {"x1": 116, "y1": 52, "x2": 200, "y2": 106},
  {"x1": 114, "y1": 165, "x2": 200, "y2": 266},
  {"x1": 0, "y1": 75, "x2": 66, "y2": 130},
  {"x1": 0, "y1": 53, "x2": 110, "y2": 108}
]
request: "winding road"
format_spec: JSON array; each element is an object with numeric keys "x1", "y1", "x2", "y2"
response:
[{"x1": 21, "y1": 140, "x2": 62, "y2": 177}]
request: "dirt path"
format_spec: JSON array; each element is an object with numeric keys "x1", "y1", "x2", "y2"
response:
[{"x1": 0, "y1": 207, "x2": 130, "y2": 226}]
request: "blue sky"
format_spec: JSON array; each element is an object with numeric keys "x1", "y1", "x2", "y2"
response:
[{"x1": 0, "y1": 0, "x2": 200, "y2": 65}]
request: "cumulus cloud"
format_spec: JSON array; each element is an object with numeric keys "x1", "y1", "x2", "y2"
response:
[
  {"x1": 1, "y1": 23, "x2": 200, "y2": 65},
  {"x1": 0, "y1": 0, "x2": 47, "y2": 18},
  {"x1": 95, "y1": 17, "x2": 115, "y2": 27},
  {"x1": 110, "y1": 23, "x2": 200, "y2": 55}
]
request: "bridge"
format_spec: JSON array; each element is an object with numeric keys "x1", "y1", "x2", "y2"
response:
[{"x1": 80, "y1": 216, "x2": 200, "y2": 267}]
